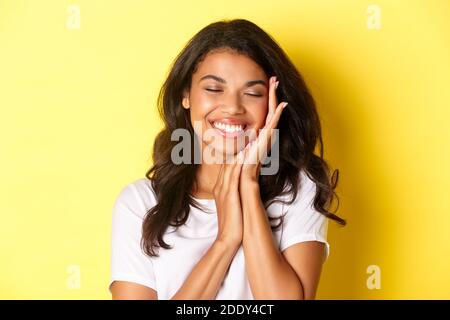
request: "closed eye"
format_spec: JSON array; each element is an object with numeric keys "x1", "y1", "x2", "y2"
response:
[
  {"x1": 246, "y1": 93, "x2": 263, "y2": 97},
  {"x1": 205, "y1": 89, "x2": 262, "y2": 97}
]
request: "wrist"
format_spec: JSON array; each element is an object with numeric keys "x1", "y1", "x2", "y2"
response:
[
  {"x1": 214, "y1": 237, "x2": 241, "y2": 253},
  {"x1": 240, "y1": 178, "x2": 260, "y2": 195}
]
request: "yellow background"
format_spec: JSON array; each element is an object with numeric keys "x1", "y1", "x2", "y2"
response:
[{"x1": 1, "y1": 0, "x2": 449, "y2": 299}]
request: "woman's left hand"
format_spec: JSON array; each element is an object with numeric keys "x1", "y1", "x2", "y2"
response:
[{"x1": 239, "y1": 75, "x2": 288, "y2": 184}]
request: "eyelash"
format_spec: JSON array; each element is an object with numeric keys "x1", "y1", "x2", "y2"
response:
[{"x1": 205, "y1": 88, "x2": 262, "y2": 97}]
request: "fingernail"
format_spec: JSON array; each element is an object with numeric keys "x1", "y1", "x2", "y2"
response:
[
  {"x1": 283, "y1": 102, "x2": 288, "y2": 108},
  {"x1": 275, "y1": 81, "x2": 279, "y2": 89}
]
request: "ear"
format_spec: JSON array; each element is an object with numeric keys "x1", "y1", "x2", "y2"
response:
[{"x1": 182, "y1": 89, "x2": 190, "y2": 110}]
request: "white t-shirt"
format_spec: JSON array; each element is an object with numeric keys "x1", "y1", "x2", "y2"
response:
[{"x1": 109, "y1": 170, "x2": 329, "y2": 299}]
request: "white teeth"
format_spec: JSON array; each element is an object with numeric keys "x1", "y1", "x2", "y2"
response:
[{"x1": 213, "y1": 121, "x2": 245, "y2": 133}]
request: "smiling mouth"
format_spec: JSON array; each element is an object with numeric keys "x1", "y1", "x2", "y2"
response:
[{"x1": 208, "y1": 120, "x2": 249, "y2": 137}]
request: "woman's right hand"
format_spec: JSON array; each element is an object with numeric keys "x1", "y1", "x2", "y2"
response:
[{"x1": 213, "y1": 150, "x2": 245, "y2": 248}]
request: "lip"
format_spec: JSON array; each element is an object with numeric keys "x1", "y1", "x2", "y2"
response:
[{"x1": 208, "y1": 119, "x2": 249, "y2": 138}]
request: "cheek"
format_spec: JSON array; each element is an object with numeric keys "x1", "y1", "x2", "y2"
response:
[
  {"x1": 251, "y1": 101, "x2": 269, "y2": 128},
  {"x1": 188, "y1": 101, "x2": 214, "y2": 139},
  {"x1": 189, "y1": 93, "x2": 214, "y2": 120},
  {"x1": 190, "y1": 106, "x2": 208, "y2": 123},
  {"x1": 189, "y1": 103, "x2": 210, "y2": 124}
]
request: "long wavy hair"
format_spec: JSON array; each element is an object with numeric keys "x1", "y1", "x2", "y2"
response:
[{"x1": 142, "y1": 19, "x2": 346, "y2": 257}]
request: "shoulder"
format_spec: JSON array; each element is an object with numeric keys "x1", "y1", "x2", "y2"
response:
[
  {"x1": 279, "y1": 169, "x2": 317, "y2": 207},
  {"x1": 297, "y1": 169, "x2": 317, "y2": 203},
  {"x1": 277, "y1": 169, "x2": 329, "y2": 257},
  {"x1": 278, "y1": 169, "x2": 326, "y2": 231},
  {"x1": 112, "y1": 177, "x2": 157, "y2": 220}
]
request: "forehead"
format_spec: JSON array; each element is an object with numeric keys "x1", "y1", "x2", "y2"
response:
[{"x1": 193, "y1": 50, "x2": 266, "y2": 82}]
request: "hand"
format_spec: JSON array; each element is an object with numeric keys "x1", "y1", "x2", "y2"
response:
[
  {"x1": 213, "y1": 151, "x2": 245, "y2": 247},
  {"x1": 240, "y1": 75, "x2": 288, "y2": 183}
]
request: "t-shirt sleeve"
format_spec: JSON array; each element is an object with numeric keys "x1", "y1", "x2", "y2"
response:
[
  {"x1": 109, "y1": 183, "x2": 157, "y2": 293},
  {"x1": 279, "y1": 171, "x2": 330, "y2": 261}
]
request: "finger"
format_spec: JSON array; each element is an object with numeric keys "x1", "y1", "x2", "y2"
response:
[
  {"x1": 230, "y1": 150, "x2": 244, "y2": 187},
  {"x1": 265, "y1": 76, "x2": 279, "y2": 125},
  {"x1": 244, "y1": 139, "x2": 258, "y2": 165},
  {"x1": 222, "y1": 156, "x2": 235, "y2": 190},
  {"x1": 268, "y1": 101, "x2": 288, "y2": 129},
  {"x1": 255, "y1": 101, "x2": 285, "y2": 161},
  {"x1": 235, "y1": 147, "x2": 245, "y2": 165},
  {"x1": 264, "y1": 102, "x2": 286, "y2": 150},
  {"x1": 215, "y1": 163, "x2": 225, "y2": 190}
]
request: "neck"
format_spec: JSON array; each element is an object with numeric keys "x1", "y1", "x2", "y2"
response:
[
  {"x1": 192, "y1": 162, "x2": 222, "y2": 199},
  {"x1": 192, "y1": 142, "x2": 227, "y2": 199}
]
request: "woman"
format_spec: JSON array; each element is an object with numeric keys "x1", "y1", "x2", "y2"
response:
[{"x1": 109, "y1": 18, "x2": 345, "y2": 300}]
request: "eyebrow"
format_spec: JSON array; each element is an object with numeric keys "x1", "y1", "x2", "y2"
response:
[{"x1": 199, "y1": 74, "x2": 266, "y2": 87}]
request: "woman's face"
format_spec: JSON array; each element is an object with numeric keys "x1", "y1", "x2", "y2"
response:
[{"x1": 182, "y1": 49, "x2": 269, "y2": 159}]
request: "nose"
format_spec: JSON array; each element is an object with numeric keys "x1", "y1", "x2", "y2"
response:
[{"x1": 220, "y1": 92, "x2": 245, "y2": 115}]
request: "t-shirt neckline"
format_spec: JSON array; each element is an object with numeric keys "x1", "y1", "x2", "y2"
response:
[{"x1": 192, "y1": 196, "x2": 216, "y2": 207}]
